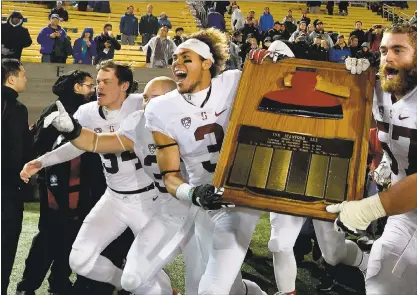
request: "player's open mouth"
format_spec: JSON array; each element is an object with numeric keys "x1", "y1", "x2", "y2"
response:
[
  {"x1": 385, "y1": 67, "x2": 399, "y2": 79},
  {"x1": 174, "y1": 70, "x2": 187, "y2": 83},
  {"x1": 97, "y1": 92, "x2": 105, "y2": 98}
]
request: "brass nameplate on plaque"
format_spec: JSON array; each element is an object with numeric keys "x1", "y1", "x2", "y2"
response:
[{"x1": 227, "y1": 125, "x2": 353, "y2": 203}]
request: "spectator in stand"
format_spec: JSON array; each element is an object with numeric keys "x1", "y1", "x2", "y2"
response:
[
  {"x1": 300, "y1": 12, "x2": 311, "y2": 26},
  {"x1": 94, "y1": 23, "x2": 121, "y2": 65},
  {"x1": 158, "y1": 12, "x2": 172, "y2": 29},
  {"x1": 213, "y1": 1, "x2": 230, "y2": 16},
  {"x1": 1, "y1": 11, "x2": 32, "y2": 60},
  {"x1": 366, "y1": 24, "x2": 384, "y2": 53},
  {"x1": 348, "y1": 35, "x2": 360, "y2": 58},
  {"x1": 309, "y1": 20, "x2": 334, "y2": 48},
  {"x1": 73, "y1": 28, "x2": 96, "y2": 64},
  {"x1": 37, "y1": 14, "x2": 70, "y2": 63},
  {"x1": 282, "y1": 9, "x2": 296, "y2": 25},
  {"x1": 247, "y1": 10, "x2": 259, "y2": 27},
  {"x1": 172, "y1": 27, "x2": 184, "y2": 46},
  {"x1": 259, "y1": 7, "x2": 274, "y2": 38},
  {"x1": 207, "y1": 8, "x2": 225, "y2": 31},
  {"x1": 282, "y1": 9, "x2": 297, "y2": 34},
  {"x1": 280, "y1": 23, "x2": 291, "y2": 40},
  {"x1": 242, "y1": 17, "x2": 260, "y2": 43},
  {"x1": 292, "y1": 33, "x2": 310, "y2": 59},
  {"x1": 139, "y1": 4, "x2": 159, "y2": 46},
  {"x1": 338, "y1": 1, "x2": 349, "y2": 16},
  {"x1": 93, "y1": 1, "x2": 111, "y2": 13},
  {"x1": 409, "y1": 10, "x2": 417, "y2": 25},
  {"x1": 119, "y1": 5, "x2": 138, "y2": 45},
  {"x1": 307, "y1": 1, "x2": 321, "y2": 14},
  {"x1": 231, "y1": 4, "x2": 245, "y2": 32},
  {"x1": 326, "y1": 1, "x2": 334, "y2": 15},
  {"x1": 289, "y1": 20, "x2": 307, "y2": 42},
  {"x1": 240, "y1": 33, "x2": 258, "y2": 63},
  {"x1": 142, "y1": 26, "x2": 176, "y2": 68},
  {"x1": 233, "y1": 30, "x2": 243, "y2": 47},
  {"x1": 320, "y1": 39, "x2": 329, "y2": 51},
  {"x1": 1, "y1": 59, "x2": 32, "y2": 295},
  {"x1": 226, "y1": 32, "x2": 242, "y2": 70},
  {"x1": 266, "y1": 21, "x2": 283, "y2": 40},
  {"x1": 307, "y1": 23, "x2": 315, "y2": 35},
  {"x1": 356, "y1": 42, "x2": 374, "y2": 63},
  {"x1": 350, "y1": 20, "x2": 366, "y2": 46},
  {"x1": 329, "y1": 34, "x2": 350, "y2": 64},
  {"x1": 309, "y1": 36, "x2": 329, "y2": 61},
  {"x1": 76, "y1": 1, "x2": 88, "y2": 11},
  {"x1": 49, "y1": 1, "x2": 69, "y2": 22}
]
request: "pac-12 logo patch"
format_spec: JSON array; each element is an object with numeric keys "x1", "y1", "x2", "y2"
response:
[
  {"x1": 94, "y1": 128, "x2": 102, "y2": 133},
  {"x1": 181, "y1": 117, "x2": 191, "y2": 129},
  {"x1": 50, "y1": 175, "x2": 58, "y2": 186},
  {"x1": 148, "y1": 144, "x2": 156, "y2": 154}
]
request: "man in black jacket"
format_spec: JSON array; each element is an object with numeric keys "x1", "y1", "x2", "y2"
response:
[
  {"x1": 350, "y1": 21, "x2": 367, "y2": 46},
  {"x1": 1, "y1": 58, "x2": 32, "y2": 295},
  {"x1": 94, "y1": 23, "x2": 121, "y2": 65},
  {"x1": 139, "y1": 4, "x2": 159, "y2": 46},
  {"x1": 1, "y1": 11, "x2": 32, "y2": 60},
  {"x1": 49, "y1": 1, "x2": 69, "y2": 22},
  {"x1": 15, "y1": 70, "x2": 98, "y2": 295}
]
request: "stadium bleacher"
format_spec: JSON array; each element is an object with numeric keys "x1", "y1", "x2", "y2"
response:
[{"x1": 1, "y1": 1, "x2": 396, "y2": 67}]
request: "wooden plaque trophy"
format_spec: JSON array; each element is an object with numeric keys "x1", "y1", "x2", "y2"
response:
[{"x1": 213, "y1": 58, "x2": 375, "y2": 220}]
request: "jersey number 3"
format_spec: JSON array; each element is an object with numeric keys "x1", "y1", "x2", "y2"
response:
[
  {"x1": 194, "y1": 123, "x2": 224, "y2": 173},
  {"x1": 102, "y1": 151, "x2": 142, "y2": 174}
]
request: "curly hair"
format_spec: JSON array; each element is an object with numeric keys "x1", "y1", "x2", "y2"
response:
[
  {"x1": 384, "y1": 23, "x2": 417, "y2": 51},
  {"x1": 184, "y1": 28, "x2": 230, "y2": 78}
]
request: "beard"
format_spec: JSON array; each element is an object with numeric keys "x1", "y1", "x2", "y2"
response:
[{"x1": 379, "y1": 55, "x2": 417, "y2": 97}]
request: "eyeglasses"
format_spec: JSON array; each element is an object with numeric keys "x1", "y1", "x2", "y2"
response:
[{"x1": 82, "y1": 83, "x2": 96, "y2": 89}]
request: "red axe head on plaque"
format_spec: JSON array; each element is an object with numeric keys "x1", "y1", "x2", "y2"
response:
[{"x1": 258, "y1": 68, "x2": 350, "y2": 119}]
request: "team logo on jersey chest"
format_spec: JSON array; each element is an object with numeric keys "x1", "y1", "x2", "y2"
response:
[
  {"x1": 148, "y1": 144, "x2": 156, "y2": 154},
  {"x1": 181, "y1": 117, "x2": 191, "y2": 129},
  {"x1": 94, "y1": 128, "x2": 102, "y2": 133}
]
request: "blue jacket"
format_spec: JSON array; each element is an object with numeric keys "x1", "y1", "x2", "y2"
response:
[
  {"x1": 259, "y1": 13, "x2": 274, "y2": 33},
  {"x1": 73, "y1": 28, "x2": 97, "y2": 64},
  {"x1": 329, "y1": 43, "x2": 351, "y2": 64},
  {"x1": 158, "y1": 16, "x2": 172, "y2": 29},
  {"x1": 207, "y1": 9, "x2": 225, "y2": 31},
  {"x1": 37, "y1": 25, "x2": 67, "y2": 54},
  {"x1": 120, "y1": 13, "x2": 138, "y2": 36}
]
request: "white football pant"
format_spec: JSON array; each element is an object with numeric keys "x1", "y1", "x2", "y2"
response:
[
  {"x1": 69, "y1": 188, "x2": 172, "y2": 294},
  {"x1": 269, "y1": 213, "x2": 366, "y2": 293},
  {"x1": 366, "y1": 213, "x2": 417, "y2": 295}
]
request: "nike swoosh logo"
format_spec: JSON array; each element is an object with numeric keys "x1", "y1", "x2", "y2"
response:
[
  {"x1": 398, "y1": 115, "x2": 409, "y2": 120},
  {"x1": 215, "y1": 108, "x2": 227, "y2": 117},
  {"x1": 152, "y1": 196, "x2": 159, "y2": 201}
]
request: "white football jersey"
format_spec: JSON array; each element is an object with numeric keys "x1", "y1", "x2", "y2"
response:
[
  {"x1": 145, "y1": 70, "x2": 242, "y2": 186},
  {"x1": 372, "y1": 80, "x2": 417, "y2": 185},
  {"x1": 74, "y1": 94, "x2": 153, "y2": 191},
  {"x1": 118, "y1": 110, "x2": 189, "y2": 201}
]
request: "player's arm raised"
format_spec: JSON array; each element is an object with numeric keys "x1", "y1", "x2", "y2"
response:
[{"x1": 42, "y1": 101, "x2": 133, "y2": 154}]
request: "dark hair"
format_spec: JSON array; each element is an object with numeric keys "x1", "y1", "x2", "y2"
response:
[
  {"x1": 355, "y1": 20, "x2": 362, "y2": 26},
  {"x1": 127, "y1": 5, "x2": 133, "y2": 9},
  {"x1": 288, "y1": 9, "x2": 292, "y2": 12},
  {"x1": 1, "y1": 58, "x2": 22, "y2": 85},
  {"x1": 175, "y1": 27, "x2": 184, "y2": 33},
  {"x1": 96, "y1": 60, "x2": 134, "y2": 94},
  {"x1": 103, "y1": 23, "x2": 112, "y2": 30},
  {"x1": 73, "y1": 71, "x2": 93, "y2": 85},
  {"x1": 52, "y1": 70, "x2": 92, "y2": 96}
]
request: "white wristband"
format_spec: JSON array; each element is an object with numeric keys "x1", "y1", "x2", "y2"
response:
[{"x1": 176, "y1": 183, "x2": 192, "y2": 201}]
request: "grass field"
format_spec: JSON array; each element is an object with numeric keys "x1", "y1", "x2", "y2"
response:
[{"x1": 8, "y1": 203, "x2": 366, "y2": 295}]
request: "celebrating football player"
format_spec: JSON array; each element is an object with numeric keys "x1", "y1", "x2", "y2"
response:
[{"x1": 331, "y1": 23, "x2": 417, "y2": 295}]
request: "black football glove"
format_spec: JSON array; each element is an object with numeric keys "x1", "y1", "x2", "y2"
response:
[{"x1": 190, "y1": 184, "x2": 234, "y2": 210}]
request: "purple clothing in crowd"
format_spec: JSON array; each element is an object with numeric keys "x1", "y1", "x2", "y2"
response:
[
  {"x1": 37, "y1": 24, "x2": 67, "y2": 54},
  {"x1": 73, "y1": 27, "x2": 96, "y2": 64}
]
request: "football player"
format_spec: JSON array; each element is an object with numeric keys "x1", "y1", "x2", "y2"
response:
[
  {"x1": 19, "y1": 61, "x2": 173, "y2": 294},
  {"x1": 329, "y1": 23, "x2": 417, "y2": 295},
  {"x1": 44, "y1": 28, "x2": 267, "y2": 295}
]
